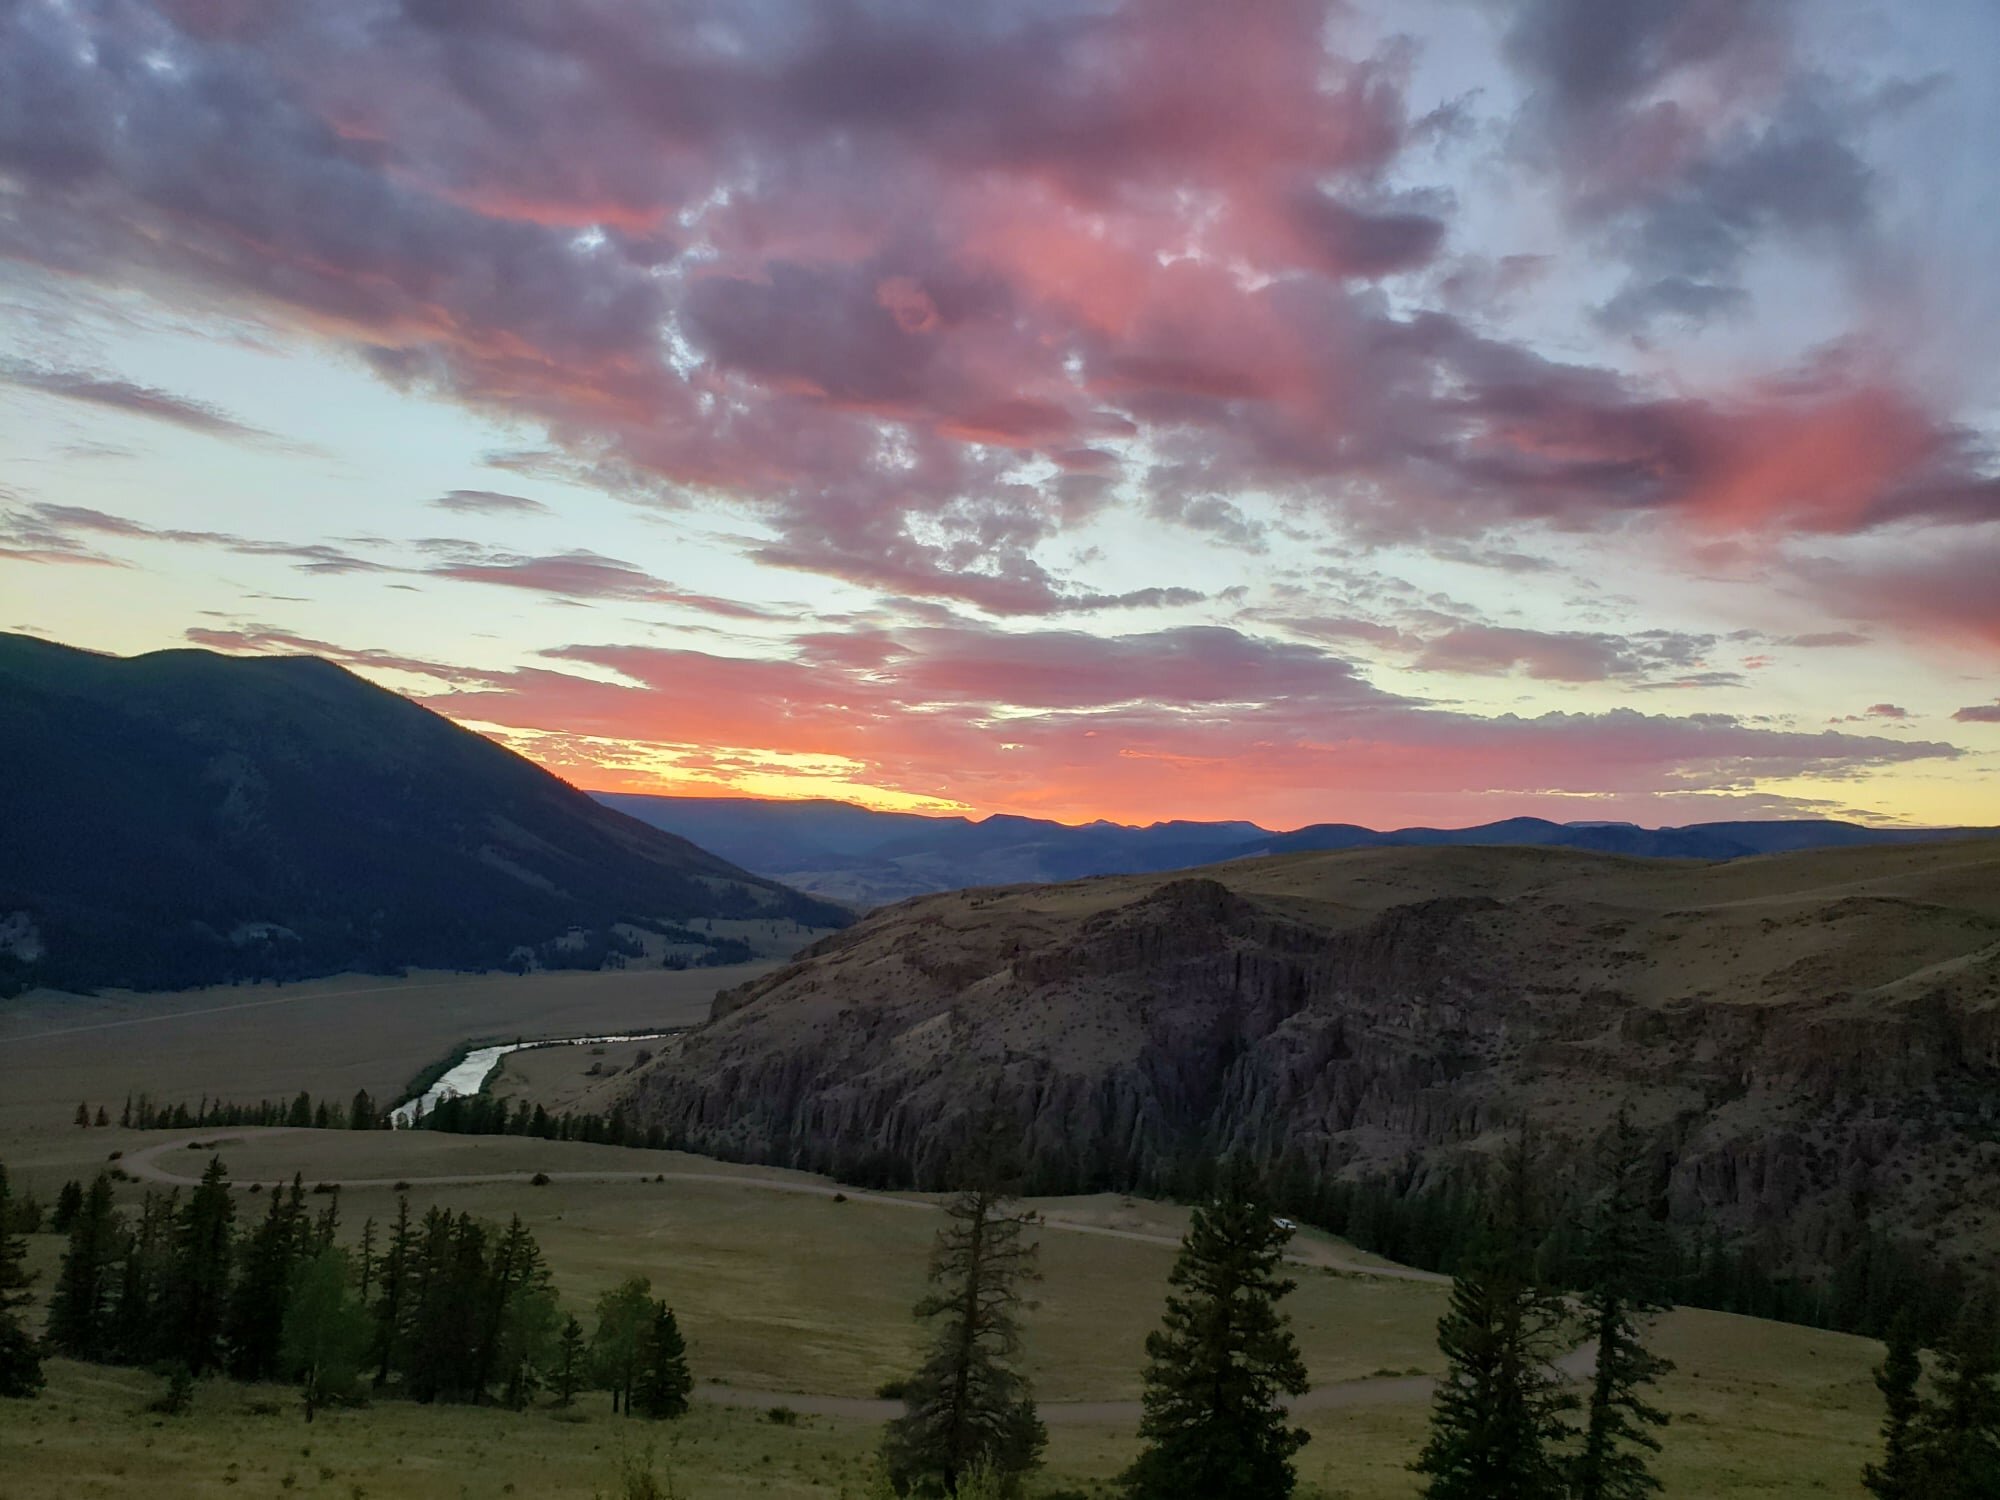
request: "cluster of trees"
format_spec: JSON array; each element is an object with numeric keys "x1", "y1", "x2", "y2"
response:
[
  {"x1": 0, "y1": 1164, "x2": 43, "y2": 1398},
  {"x1": 1864, "y1": 1306, "x2": 2000, "y2": 1498},
  {"x1": 874, "y1": 1142, "x2": 1316, "y2": 1500},
  {"x1": 93, "y1": 1089, "x2": 387, "y2": 1133},
  {"x1": 415, "y1": 1091, "x2": 671, "y2": 1149},
  {"x1": 876, "y1": 1117, "x2": 1684, "y2": 1500},
  {"x1": 9, "y1": 1155, "x2": 696, "y2": 1424},
  {"x1": 1257, "y1": 1144, "x2": 1966, "y2": 1346}
]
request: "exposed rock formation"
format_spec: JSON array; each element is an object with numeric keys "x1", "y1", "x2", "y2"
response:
[{"x1": 626, "y1": 840, "x2": 2000, "y2": 1279}]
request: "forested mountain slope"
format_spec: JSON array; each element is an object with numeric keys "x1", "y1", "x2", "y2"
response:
[{"x1": 0, "y1": 634, "x2": 848, "y2": 993}]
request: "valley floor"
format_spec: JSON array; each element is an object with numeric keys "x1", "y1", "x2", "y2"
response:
[{"x1": 0, "y1": 967, "x2": 1891, "y2": 1496}]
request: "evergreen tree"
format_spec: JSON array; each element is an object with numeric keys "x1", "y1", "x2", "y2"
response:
[
  {"x1": 0, "y1": 1162, "x2": 45, "y2": 1398},
  {"x1": 108, "y1": 1189, "x2": 177, "y2": 1364},
  {"x1": 487, "y1": 1215, "x2": 558, "y2": 1409},
  {"x1": 94, "y1": 1105, "x2": 109, "y2": 1127},
  {"x1": 281, "y1": 1246, "x2": 372, "y2": 1422},
  {"x1": 629, "y1": 1300, "x2": 692, "y2": 1419},
  {"x1": 168, "y1": 1155, "x2": 236, "y2": 1374},
  {"x1": 371, "y1": 1196, "x2": 414, "y2": 1387},
  {"x1": 230, "y1": 1175, "x2": 307, "y2": 1380},
  {"x1": 51, "y1": 1179, "x2": 83, "y2": 1235},
  {"x1": 592, "y1": 1275, "x2": 655, "y2": 1414},
  {"x1": 1571, "y1": 1112, "x2": 1673, "y2": 1500},
  {"x1": 554, "y1": 1314, "x2": 588, "y2": 1407},
  {"x1": 74, "y1": 1103, "x2": 90, "y2": 1128},
  {"x1": 1864, "y1": 1315, "x2": 1925, "y2": 1500},
  {"x1": 1412, "y1": 1132, "x2": 1575, "y2": 1500},
  {"x1": 47, "y1": 1174, "x2": 120, "y2": 1359},
  {"x1": 882, "y1": 1152, "x2": 1046, "y2": 1497},
  {"x1": 1122, "y1": 1165, "x2": 1309, "y2": 1500},
  {"x1": 350, "y1": 1090, "x2": 377, "y2": 1132},
  {"x1": 1915, "y1": 1299, "x2": 2000, "y2": 1499},
  {"x1": 356, "y1": 1217, "x2": 377, "y2": 1304}
]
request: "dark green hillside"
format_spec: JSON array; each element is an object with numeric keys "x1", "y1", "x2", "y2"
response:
[{"x1": 0, "y1": 634, "x2": 849, "y2": 994}]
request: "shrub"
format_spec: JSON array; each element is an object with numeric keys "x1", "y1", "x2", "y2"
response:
[
  {"x1": 766, "y1": 1405, "x2": 799, "y2": 1426},
  {"x1": 530, "y1": 1172, "x2": 552, "y2": 1187},
  {"x1": 874, "y1": 1378, "x2": 908, "y2": 1400},
  {"x1": 148, "y1": 1367, "x2": 195, "y2": 1416}
]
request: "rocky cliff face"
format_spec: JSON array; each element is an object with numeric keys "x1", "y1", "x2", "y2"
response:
[{"x1": 627, "y1": 840, "x2": 2000, "y2": 1278}]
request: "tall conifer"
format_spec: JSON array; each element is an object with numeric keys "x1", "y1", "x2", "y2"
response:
[
  {"x1": 47, "y1": 1174, "x2": 120, "y2": 1359},
  {"x1": 630, "y1": 1301, "x2": 692, "y2": 1419},
  {"x1": 1571, "y1": 1111, "x2": 1673, "y2": 1500},
  {"x1": 1412, "y1": 1130, "x2": 1574, "y2": 1500},
  {"x1": 1122, "y1": 1164, "x2": 1310, "y2": 1500},
  {"x1": 0, "y1": 1161, "x2": 44, "y2": 1398},
  {"x1": 169, "y1": 1155, "x2": 236, "y2": 1374},
  {"x1": 1864, "y1": 1315, "x2": 1926, "y2": 1500},
  {"x1": 882, "y1": 1145, "x2": 1045, "y2": 1497}
]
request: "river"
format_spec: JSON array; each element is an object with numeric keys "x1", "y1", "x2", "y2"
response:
[{"x1": 388, "y1": 1031, "x2": 680, "y2": 1126}]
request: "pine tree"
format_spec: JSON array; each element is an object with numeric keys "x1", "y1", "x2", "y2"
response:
[
  {"x1": 1864, "y1": 1315, "x2": 1925, "y2": 1499},
  {"x1": 51, "y1": 1179, "x2": 83, "y2": 1234},
  {"x1": 630, "y1": 1300, "x2": 692, "y2": 1419},
  {"x1": 371, "y1": 1195, "x2": 414, "y2": 1387},
  {"x1": 47, "y1": 1174, "x2": 120, "y2": 1359},
  {"x1": 882, "y1": 1156, "x2": 1046, "y2": 1497},
  {"x1": 74, "y1": 1103, "x2": 90, "y2": 1128},
  {"x1": 554, "y1": 1314, "x2": 587, "y2": 1407},
  {"x1": 1412, "y1": 1132, "x2": 1575, "y2": 1500},
  {"x1": 350, "y1": 1090, "x2": 377, "y2": 1132},
  {"x1": 108, "y1": 1188, "x2": 177, "y2": 1364},
  {"x1": 94, "y1": 1105, "x2": 109, "y2": 1127},
  {"x1": 0, "y1": 1162, "x2": 45, "y2": 1398},
  {"x1": 592, "y1": 1275, "x2": 654, "y2": 1414},
  {"x1": 1915, "y1": 1299, "x2": 2000, "y2": 1499},
  {"x1": 1122, "y1": 1164, "x2": 1310, "y2": 1500},
  {"x1": 1571, "y1": 1112, "x2": 1673, "y2": 1500},
  {"x1": 168, "y1": 1155, "x2": 236, "y2": 1374},
  {"x1": 229, "y1": 1175, "x2": 307, "y2": 1380},
  {"x1": 486, "y1": 1215, "x2": 557, "y2": 1409}
]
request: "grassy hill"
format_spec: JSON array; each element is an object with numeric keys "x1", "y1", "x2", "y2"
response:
[{"x1": 0, "y1": 634, "x2": 848, "y2": 993}]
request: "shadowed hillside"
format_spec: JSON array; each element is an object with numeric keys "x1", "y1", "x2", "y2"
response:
[
  {"x1": 625, "y1": 838, "x2": 2000, "y2": 1287},
  {"x1": 0, "y1": 634, "x2": 849, "y2": 994}
]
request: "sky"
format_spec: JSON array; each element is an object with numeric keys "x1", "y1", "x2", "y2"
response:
[{"x1": 2, "y1": 0, "x2": 1998, "y2": 831}]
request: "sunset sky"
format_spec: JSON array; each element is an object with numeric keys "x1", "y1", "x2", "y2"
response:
[{"x1": 3, "y1": 0, "x2": 1997, "y2": 829}]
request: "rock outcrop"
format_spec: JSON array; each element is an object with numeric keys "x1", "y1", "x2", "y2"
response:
[{"x1": 627, "y1": 840, "x2": 2000, "y2": 1278}]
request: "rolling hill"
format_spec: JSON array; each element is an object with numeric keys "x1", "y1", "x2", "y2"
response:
[
  {"x1": 0, "y1": 634, "x2": 849, "y2": 994},
  {"x1": 598, "y1": 790, "x2": 1994, "y2": 908},
  {"x1": 624, "y1": 837, "x2": 2000, "y2": 1288}
]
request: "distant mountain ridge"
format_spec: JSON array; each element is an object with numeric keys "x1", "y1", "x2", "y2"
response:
[
  {"x1": 0, "y1": 635, "x2": 849, "y2": 995},
  {"x1": 596, "y1": 792, "x2": 1995, "y2": 908}
]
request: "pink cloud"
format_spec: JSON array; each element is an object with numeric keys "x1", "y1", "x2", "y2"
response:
[{"x1": 401, "y1": 623, "x2": 1956, "y2": 827}]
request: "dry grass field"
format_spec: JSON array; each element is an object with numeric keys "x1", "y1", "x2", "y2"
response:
[{"x1": 0, "y1": 1121, "x2": 1888, "y2": 1498}]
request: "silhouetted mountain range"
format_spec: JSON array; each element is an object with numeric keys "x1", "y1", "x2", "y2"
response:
[
  {"x1": 598, "y1": 792, "x2": 1996, "y2": 908},
  {"x1": 0, "y1": 635, "x2": 849, "y2": 995}
]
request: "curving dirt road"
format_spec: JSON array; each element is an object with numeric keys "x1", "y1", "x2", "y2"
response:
[{"x1": 120, "y1": 1127, "x2": 1548, "y2": 1426}]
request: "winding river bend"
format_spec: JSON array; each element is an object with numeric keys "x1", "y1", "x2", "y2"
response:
[{"x1": 389, "y1": 1030, "x2": 679, "y2": 1126}]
